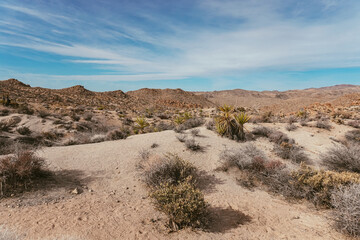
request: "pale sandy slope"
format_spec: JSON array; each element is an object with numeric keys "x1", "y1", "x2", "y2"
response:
[{"x1": 0, "y1": 125, "x2": 353, "y2": 240}]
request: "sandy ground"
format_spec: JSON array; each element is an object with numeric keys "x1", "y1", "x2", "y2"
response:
[{"x1": 0, "y1": 124, "x2": 354, "y2": 240}]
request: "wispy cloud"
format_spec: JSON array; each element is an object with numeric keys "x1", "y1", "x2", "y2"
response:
[{"x1": 0, "y1": 0, "x2": 360, "y2": 88}]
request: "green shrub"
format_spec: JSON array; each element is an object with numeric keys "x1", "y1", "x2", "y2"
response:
[{"x1": 150, "y1": 179, "x2": 208, "y2": 230}]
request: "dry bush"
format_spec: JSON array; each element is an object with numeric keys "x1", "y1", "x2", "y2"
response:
[
  {"x1": 175, "y1": 118, "x2": 204, "y2": 132},
  {"x1": 219, "y1": 143, "x2": 267, "y2": 171},
  {"x1": 285, "y1": 123, "x2": 298, "y2": 131},
  {"x1": 0, "y1": 117, "x2": 21, "y2": 132},
  {"x1": 141, "y1": 153, "x2": 198, "y2": 188},
  {"x1": 348, "y1": 120, "x2": 360, "y2": 128},
  {"x1": 251, "y1": 126, "x2": 272, "y2": 138},
  {"x1": 0, "y1": 109, "x2": 10, "y2": 116},
  {"x1": 16, "y1": 104, "x2": 34, "y2": 115},
  {"x1": 150, "y1": 179, "x2": 208, "y2": 230},
  {"x1": 300, "y1": 119, "x2": 308, "y2": 126},
  {"x1": 345, "y1": 129, "x2": 360, "y2": 143},
  {"x1": 316, "y1": 119, "x2": 332, "y2": 130},
  {"x1": 185, "y1": 139, "x2": 202, "y2": 151},
  {"x1": 151, "y1": 143, "x2": 159, "y2": 148},
  {"x1": 331, "y1": 183, "x2": 360, "y2": 237},
  {"x1": 106, "y1": 129, "x2": 128, "y2": 140},
  {"x1": 287, "y1": 116, "x2": 297, "y2": 124},
  {"x1": 0, "y1": 150, "x2": 45, "y2": 196},
  {"x1": 190, "y1": 129, "x2": 200, "y2": 137},
  {"x1": 156, "y1": 121, "x2": 174, "y2": 131},
  {"x1": 0, "y1": 138, "x2": 14, "y2": 155},
  {"x1": 16, "y1": 126, "x2": 31, "y2": 135},
  {"x1": 321, "y1": 144, "x2": 360, "y2": 173},
  {"x1": 205, "y1": 119, "x2": 215, "y2": 130},
  {"x1": 274, "y1": 142, "x2": 310, "y2": 164},
  {"x1": 291, "y1": 164, "x2": 360, "y2": 206},
  {"x1": 176, "y1": 134, "x2": 187, "y2": 143},
  {"x1": 268, "y1": 130, "x2": 295, "y2": 145},
  {"x1": 138, "y1": 149, "x2": 150, "y2": 162}
]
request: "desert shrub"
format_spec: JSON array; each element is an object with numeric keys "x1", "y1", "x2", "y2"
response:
[
  {"x1": 0, "y1": 150, "x2": 45, "y2": 195},
  {"x1": 185, "y1": 139, "x2": 201, "y2": 151},
  {"x1": 300, "y1": 119, "x2": 308, "y2": 126},
  {"x1": 331, "y1": 183, "x2": 360, "y2": 236},
  {"x1": 348, "y1": 120, "x2": 360, "y2": 129},
  {"x1": 122, "y1": 117, "x2": 133, "y2": 126},
  {"x1": 156, "y1": 121, "x2": 174, "y2": 131},
  {"x1": 190, "y1": 129, "x2": 200, "y2": 137},
  {"x1": 0, "y1": 138, "x2": 14, "y2": 155},
  {"x1": 176, "y1": 134, "x2": 187, "y2": 142},
  {"x1": 141, "y1": 153, "x2": 197, "y2": 188},
  {"x1": 37, "y1": 110, "x2": 50, "y2": 118},
  {"x1": 106, "y1": 129, "x2": 128, "y2": 140},
  {"x1": 291, "y1": 164, "x2": 360, "y2": 206},
  {"x1": 175, "y1": 118, "x2": 204, "y2": 133},
  {"x1": 0, "y1": 116, "x2": 21, "y2": 132},
  {"x1": 274, "y1": 142, "x2": 310, "y2": 164},
  {"x1": 83, "y1": 113, "x2": 93, "y2": 121},
  {"x1": 286, "y1": 123, "x2": 298, "y2": 131},
  {"x1": 90, "y1": 134, "x2": 106, "y2": 143},
  {"x1": 219, "y1": 143, "x2": 267, "y2": 171},
  {"x1": 287, "y1": 116, "x2": 297, "y2": 124},
  {"x1": 251, "y1": 126, "x2": 272, "y2": 138},
  {"x1": 157, "y1": 113, "x2": 170, "y2": 120},
  {"x1": 138, "y1": 149, "x2": 150, "y2": 162},
  {"x1": 16, "y1": 126, "x2": 31, "y2": 135},
  {"x1": 258, "y1": 111, "x2": 273, "y2": 123},
  {"x1": 151, "y1": 143, "x2": 159, "y2": 148},
  {"x1": 321, "y1": 144, "x2": 360, "y2": 173},
  {"x1": 268, "y1": 130, "x2": 294, "y2": 145},
  {"x1": 17, "y1": 104, "x2": 34, "y2": 115},
  {"x1": 0, "y1": 109, "x2": 9, "y2": 116},
  {"x1": 205, "y1": 119, "x2": 215, "y2": 130},
  {"x1": 345, "y1": 129, "x2": 360, "y2": 143},
  {"x1": 150, "y1": 179, "x2": 208, "y2": 230},
  {"x1": 316, "y1": 119, "x2": 332, "y2": 130}
]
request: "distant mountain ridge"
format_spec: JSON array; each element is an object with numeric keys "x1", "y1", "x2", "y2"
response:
[{"x1": 0, "y1": 79, "x2": 359, "y2": 112}]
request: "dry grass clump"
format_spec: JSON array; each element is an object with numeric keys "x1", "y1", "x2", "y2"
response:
[
  {"x1": 190, "y1": 129, "x2": 200, "y2": 137},
  {"x1": 176, "y1": 134, "x2": 187, "y2": 142},
  {"x1": 345, "y1": 129, "x2": 360, "y2": 143},
  {"x1": 16, "y1": 104, "x2": 34, "y2": 115},
  {"x1": 321, "y1": 144, "x2": 360, "y2": 173},
  {"x1": 106, "y1": 128, "x2": 129, "y2": 140},
  {"x1": 0, "y1": 149, "x2": 45, "y2": 196},
  {"x1": 140, "y1": 154, "x2": 208, "y2": 230},
  {"x1": 185, "y1": 139, "x2": 202, "y2": 151},
  {"x1": 291, "y1": 164, "x2": 360, "y2": 207},
  {"x1": 175, "y1": 118, "x2": 204, "y2": 133},
  {"x1": 141, "y1": 153, "x2": 198, "y2": 188},
  {"x1": 331, "y1": 183, "x2": 360, "y2": 237},
  {"x1": 219, "y1": 143, "x2": 267, "y2": 171},
  {"x1": 150, "y1": 178, "x2": 208, "y2": 230},
  {"x1": 268, "y1": 130, "x2": 295, "y2": 145},
  {"x1": 16, "y1": 126, "x2": 31, "y2": 135},
  {"x1": 251, "y1": 126, "x2": 272, "y2": 138},
  {"x1": 285, "y1": 123, "x2": 298, "y2": 131},
  {"x1": 274, "y1": 142, "x2": 310, "y2": 164},
  {"x1": 205, "y1": 119, "x2": 215, "y2": 130},
  {"x1": 316, "y1": 119, "x2": 332, "y2": 130}
]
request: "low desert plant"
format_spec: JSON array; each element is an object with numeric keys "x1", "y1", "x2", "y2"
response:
[
  {"x1": 150, "y1": 178, "x2": 208, "y2": 230},
  {"x1": 135, "y1": 117, "x2": 150, "y2": 133},
  {"x1": 348, "y1": 120, "x2": 360, "y2": 129},
  {"x1": 345, "y1": 129, "x2": 360, "y2": 143},
  {"x1": 286, "y1": 123, "x2": 298, "y2": 131},
  {"x1": 331, "y1": 183, "x2": 360, "y2": 236},
  {"x1": 274, "y1": 142, "x2": 310, "y2": 164},
  {"x1": 190, "y1": 129, "x2": 200, "y2": 137},
  {"x1": 17, "y1": 104, "x2": 34, "y2": 115},
  {"x1": 0, "y1": 149, "x2": 45, "y2": 195},
  {"x1": 185, "y1": 139, "x2": 202, "y2": 151},
  {"x1": 106, "y1": 129, "x2": 128, "y2": 140},
  {"x1": 316, "y1": 119, "x2": 331, "y2": 130},
  {"x1": 219, "y1": 143, "x2": 267, "y2": 171},
  {"x1": 175, "y1": 118, "x2": 204, "y2": 133},
  {"x1": 176, "y1": 134, "x2": 187, "y2": 143},
  {"x1": 141, "y1": 153, "x2": 198, "y2": 188},
  {"x1": 321, "y1": 144, "x2": 360, "y2": 173},
  {"x1": 16, "y1": 126, "x2": 31, "y2": 135},
  {"x1": 268, "y1": 130, "x2": 294, "y2": 145},
  {"x1": 251, "y1": 126, "x2": 272, "y2": 138},
  {"x1": 291, "y1": 163, "x2": 360, "y2": 206},
  {"x1": 205, "y1": 119, "x2": 215, "y2": 130}
]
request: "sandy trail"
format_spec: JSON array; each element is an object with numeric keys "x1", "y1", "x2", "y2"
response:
[{"x1": 0, "y1": 126, "x2": 348, "y2": 239}]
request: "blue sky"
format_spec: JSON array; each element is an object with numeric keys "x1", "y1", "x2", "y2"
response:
[{"x1": 1, "y1": 0, "x2": 360, "y2": 92}]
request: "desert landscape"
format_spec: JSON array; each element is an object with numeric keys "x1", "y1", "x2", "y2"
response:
[{"x1": 0, "y1": 78, "x2": 359, "y2": 239}]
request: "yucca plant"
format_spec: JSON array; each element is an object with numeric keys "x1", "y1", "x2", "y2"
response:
[
  {"x1": 234, "y1": 112, "x2": 251, "y2": 140},
  {"x1": 174, "y1": 116, "x2": 185, "y2": 125},
  {"x1": 183, "y1": 112, "x2": 192, "y2": 120},
  {"x1": 135, "y1": 117, "x2": 149, "y2": 133},
  {"x1": 214, "y1": 105, "x2": 249, "y2": 141}
]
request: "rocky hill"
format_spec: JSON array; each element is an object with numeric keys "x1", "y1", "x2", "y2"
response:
[
  {"x1": 0, "y1": 79, "x2": 214, "y2": 110},
  {"x1": 194, "y1": 84, "x2": 360, "y2": 114}
]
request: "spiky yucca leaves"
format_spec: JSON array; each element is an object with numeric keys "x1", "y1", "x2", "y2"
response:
[
  {"x1": 174, "y1": 116, "x2": 185, "y2": 125},
  {"x1": 215, "y1": 105, "x2": 250, "y2": 141},
  {"x1": 135, "y1": 117, "x2": 150, "y2": 133}
]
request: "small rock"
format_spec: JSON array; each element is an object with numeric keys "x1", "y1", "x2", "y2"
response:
[{"x1": 71, "y1": 188, "x2": 82, "y2": 195}]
